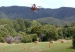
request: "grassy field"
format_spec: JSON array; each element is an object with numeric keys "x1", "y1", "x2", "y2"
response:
[{"x1": 0, "y1": 40, "x2": 75, "y2": 52}]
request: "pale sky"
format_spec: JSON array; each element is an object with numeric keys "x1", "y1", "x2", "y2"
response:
[{"x1": 0, "y1": 0, "x2": 75, "y2": 8}]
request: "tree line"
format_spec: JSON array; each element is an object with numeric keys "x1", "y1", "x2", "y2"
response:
[{"x1": 0, "y1": 18, "x2": 75, "y2": 47}]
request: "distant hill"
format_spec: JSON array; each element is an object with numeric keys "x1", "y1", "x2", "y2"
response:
[
  {"x1": 37, "y1": 17, "x2": 70, "y2": 25},
  {"x1": 0, "y1": 6, "x2": 75, "y2": 25}
]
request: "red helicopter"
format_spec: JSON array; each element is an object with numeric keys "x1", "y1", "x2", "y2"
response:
[{"x1": 31, "y1": 4, "x2": 41, "y2": 12}]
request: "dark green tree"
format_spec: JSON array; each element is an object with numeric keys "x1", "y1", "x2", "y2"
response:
[
  {"x1": 72, "y1": 27, "x2": 75, "y2": 48},
  {"x1": 13, "y1": 20, "x2": 21, "y2": 32},
  {"x1": 16, "y1": 18, "x2": 26, "y2": 32},
  {"x1": 4, "y1": 24, "x2": 17, "y2": 36},
  {"x1": 43, "y1": 24, "x2": 58, "y2": 41},
  {"x1": 24, "y1": 19, "x2": 32, "y2": 28},
  {"x1": 31, "y1": 26, "x2": 43, "y2": 35}
]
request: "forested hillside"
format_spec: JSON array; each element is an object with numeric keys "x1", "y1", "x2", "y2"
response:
[
  {"x1": 37, "y1": 17, "x2": 70, "y2": 25},
  {"x1": 0, "y1": 6, "x2": 75, "y2": 21}
]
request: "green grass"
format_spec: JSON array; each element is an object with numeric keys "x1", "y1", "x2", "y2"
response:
[{"x1": 0, "y1": 41, "x2": 75, "y2": 52}]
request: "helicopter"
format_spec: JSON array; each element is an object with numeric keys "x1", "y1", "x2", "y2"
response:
[{"x1": 31, "y1": 4, "x2": 41, "y2": 12}]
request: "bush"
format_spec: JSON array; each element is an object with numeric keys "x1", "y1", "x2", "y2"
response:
[
  {"x1": 14, "y1": 35, "x2": 23, "y2": 44},
  {"x1": 21, "y1": 35, "x2": 32, "y2": 43},
  {"x1": 0, "y1": 37, "x2": 5, "y2": 43},
  {"x1": 5, "y1": 36, "x2": 14, "y2": 44},
  {"x1": 30, "y1": 34, "x2": 38, "y2": 42}
]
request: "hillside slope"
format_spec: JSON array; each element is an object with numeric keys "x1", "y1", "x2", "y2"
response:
[
  {"x1": 37, "y1": 17, "x2": 70, "y2": 25},
  {"x1": 0, "y1": 6, "x2": 75, "y2": 25}
]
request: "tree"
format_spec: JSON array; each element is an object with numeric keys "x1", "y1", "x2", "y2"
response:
[
  {"x1": 72, "y1": 27, "x2": 75, "y2": 48},
  {"x1": 57, "y1": 28, "x2": 63, "y2": 39},
  {"x1": 31, "y1": 20, "x2": 42, "y2": 27},
  {"x1": 62, "y1": 28, "x2": 68, "y2": 39},
  {"x1": 72, "y1": 33, "x2": 75, "y2": 48},
  {"x1": 67, "y1": 27, "x2": 74, "y2": 37},
  {"x1": 0, "y1": 27, "x2": 8, "y2": 37},
  {"x1": 30, "y1": 34, "x2": 38, "y2": 42},
  {"x1": 62, "y1": 27, "x2": 75, "y2": 39},
  {"x1": 24, "y1": 19, "x2": 32, "y2": 33},
  {"x1": 4, "y1": 24, "x2": 17, "y2": 36},
  {"x1": 43, "y1": 24, "x2": 58, "y2": 41},
  {"x1": 31, "y1": 26, "x2": 43, "y2": 35},
  {"x1": 24, "y1": 19, "x2": 32, "y2": 28},
  {"x1": 0, "y1": 37, "x2": 5, "y2": 43},
  {"x1": 13, "y1": 20, "x2": 21, "y2": 32},
  {"x1": 16, "y1": 18, "x2": 26, "y2": 32},
  {"x1": 0, "y1": 18, "x2": 14, "y2": 27}
]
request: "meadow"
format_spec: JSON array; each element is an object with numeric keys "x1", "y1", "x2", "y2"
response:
[{"x1": 0, "y1": 40, "x2": 75, "y2": 52}]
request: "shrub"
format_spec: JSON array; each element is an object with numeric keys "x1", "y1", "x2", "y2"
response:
[
  {"x1": 30, "y1": 34, "x2": 38, "y2": 42},
  {"x1": 14, "y1": 35, "x2": 23, "y2": 44},
  {"x1": 0, "y1": 37, "x2": 5, "y2": 43},
  {"x1": 21, "y1": 35, "x2": 32, "y2": 43},
  {"x1": 5, "y1": 36, "x2": 14, "y2": 44}
]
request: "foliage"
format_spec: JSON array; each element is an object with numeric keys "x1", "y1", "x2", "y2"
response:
[
  {"x1": 31, "y1": 20, "x2": 42, "y2": 27},
  {"x1": 72, "y1": 27, "x2": 75, "y2": 48},
  {"x1": 14, "y1": 35, "x2": 23, "y2": 44},
  {"x1": 0, "y1": 6, "x2": 75, "y2": 23},
  {"x1": 31, "y1": 26, "x2": 43, "y2": 34},
  {"x1": 30, "y1": 34, "x2": 38, "y2": 42},
  {"x1": 5, "y1": 36, "x2": 14, "y2": 44},
  {"x1": 16, "y1": 18, "x2": 26, "y2": 32},
  {"x1": 0, "y1": 18, "x2": 75, "y2": 43},
  {"x1": 57, "y1": 28, "x2": 63, "y2": 39},
  {"x1": 0, "y1": 18, "x2": 14, "y2": 27},
  {"x1": 21, "y1": 35, "x2": 32, "y2": 43},
  {"x1": 24, "y1": 19, "x2": 32, "y2": 28},
  {"x1": 0, "y1": 37, "x2": 5, "y2": 43},
  {"x1": 43, "y1": 24, "x2": 58, "y2": 41},
  {"x1": 0, "y1": 27, "x2": 8, "y2": 37},
  {"x1": 4, "y1": 24, "x2": 17, "y2": 36},
  {"x1": 13, "y1": 20, "x2": 21, "y2": 32},
  {"x1": 72, "y1": 34, "x2": 75, "y2": 48},
  {"x1": 37, "y1": 17, "x2": 69, "y2": 26}
]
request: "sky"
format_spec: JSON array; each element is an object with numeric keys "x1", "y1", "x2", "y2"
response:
[{"x1": 0, "y1": 0, "x2": 75, "y2": 9}]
